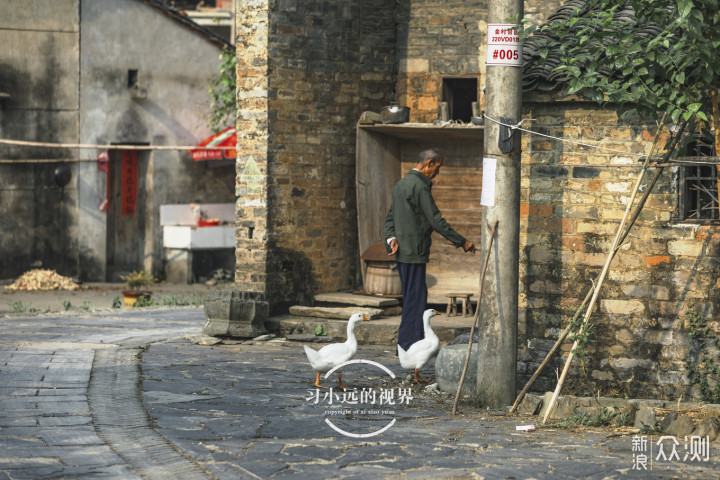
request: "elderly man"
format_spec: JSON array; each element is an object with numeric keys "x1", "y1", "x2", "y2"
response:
[{"x1": 385, "y1": 147, "x2": 475, "y2": 351}]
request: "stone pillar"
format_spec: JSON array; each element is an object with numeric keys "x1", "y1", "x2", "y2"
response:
[{"x1": 203, "y1": 0, "x2": 270, "y2": 337}]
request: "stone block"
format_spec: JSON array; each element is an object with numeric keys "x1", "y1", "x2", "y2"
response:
[
  {"x1": 668, "y1": 240, "x2": 703, "y2": 257},
  {"x1": 516, "y1": 393, "x2": 543, "y2": 415},
  {"x1": 692, "y1": 417, "x2": 720, "y2": 442},
  {"x1": 634, "y1": 407, "x2": 657, "y2": 429},
  {"x1": 435, "y1": 344, "x2": 477, "y2": 397},
  {"x1": 664, "y1": 414, "x2": 694, "y2": 437},
  {"x1": 601, "y1": 299, "x2": 645, "y2": 315},
  {"x1": 660, "y1": 410, "x2": 678, "y2": 431},
  {"x1": 202, "y1": 290, "x2": 268, "y2": 338},
  {"x1": 538, "y1": 392, "x2": 554, "y2": 419}
]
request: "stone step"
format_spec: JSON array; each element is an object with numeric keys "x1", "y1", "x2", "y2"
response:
[
  {"x1": 265, "y1": 314, "x2": 470, "y2": 347},
  {"x1": 314, "y1": 292, "x2": 400, "y2": 308},
  {"x1": 289, "y1": 305, "x2": 385, "y2": 321}
]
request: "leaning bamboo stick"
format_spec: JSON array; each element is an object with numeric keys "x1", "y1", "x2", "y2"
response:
[
  {"x1": 452, "y1": 220, "x2": 498, "y2": 416},
  {"x1": 712, "y1": 90, "x2": 720, "y2": 214},
  {"x1": 509, "y1": 286, "x2": 593, "y2": 413},
  {"x1": 542, "y1": 114, "x2": 670, "y2": 424}
]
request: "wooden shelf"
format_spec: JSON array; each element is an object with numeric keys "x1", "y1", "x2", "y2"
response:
[{"x1": 357, "y1": 123, "x2": 484, "y2": 140}]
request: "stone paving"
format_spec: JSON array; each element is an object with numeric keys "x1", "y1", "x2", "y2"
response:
[{"x1": 1, "y1": 307, "x2": 718, "y2": 479}]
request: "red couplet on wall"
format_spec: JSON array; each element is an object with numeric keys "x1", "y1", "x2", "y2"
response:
[{"x1": 121, "y1": 150, "x2": 137, "y2": 216}]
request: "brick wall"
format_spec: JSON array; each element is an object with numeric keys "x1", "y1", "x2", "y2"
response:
[
  {"x1": 235, "y1": 0, "x2": 396, "y2": 313},
  {"x1": 396, "y1": 0, "x2": 487, "y2": 123},
  {"x1": 519, "y1": 96, "x2": 720, "y2": 399},
  {"x1": 395, "y1": 0, "x2": 563, "y2": 123}
]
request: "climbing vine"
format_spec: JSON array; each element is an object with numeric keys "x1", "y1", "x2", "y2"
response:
[
  {"x1": 685, "y1": 305, "x2": 720, "y2": 403},
  {"x1": 205, "y1": 46, "x2": 237, "y2": 134},
  {"x1": 568, "y1": 307, "x2": 595, "y2": 378}
]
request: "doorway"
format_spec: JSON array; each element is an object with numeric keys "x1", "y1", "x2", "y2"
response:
[{"x1": 106, "y1": 149, "x2": 148, "y2": 282}]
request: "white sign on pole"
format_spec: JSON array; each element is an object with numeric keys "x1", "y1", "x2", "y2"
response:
[
  {"x1": 480, "y1": 157, "x2": 497, "y2": 206},
  {"x1": 486, "y1": 23, "x2": 522, "y2": 67}
]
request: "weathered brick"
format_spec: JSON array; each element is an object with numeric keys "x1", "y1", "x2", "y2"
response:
[
  {"x1": 644, "y1": 255, "x2": 670, "y2": 267},
  {"x1": 667, "y1": 240, "x2": 704, "y2": 257},
  {"x1": 601, "y1": 299, "x2": 645, "y2": 315}
]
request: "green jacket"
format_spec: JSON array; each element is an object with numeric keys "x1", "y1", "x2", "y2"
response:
[{"x1": 384, "y1": 169, "x2": 466, "y2": 264}]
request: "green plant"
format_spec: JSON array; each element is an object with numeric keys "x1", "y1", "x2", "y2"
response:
[
  {"x1": 155, "y1": 293, "x2": 204, "y2": 307},
  {"x1": 315, "y1": 324, "x2": 328, "y2": 336},
  {"x1": 205, "y1": 46, "x2": 237, "y2": 133},
  {"x1": 8, "y1": 301, "x2": 28, "y2": 314},
  {"x1": 568, "y1": 306, "x2": 595, "y2": 378},
  {"x1": 132, "y1": 295, "x2": 155, "y2": 308},
  {"x1": 639, "y1": 422, "x2": 663, "y2": 434},
  {"x1": 543, "y1": 407, "x2": 627, "y2": 429},
  {"x1": 685, "y1": 305, "x2": 720, "y2": 403},
  {"x1": 515, "y1": 0, "x2": 720, "y2": 130},
  {"x1": 63, "y1": 299, "x2": 72, "y2": 311},
  {"x1": 613, "y1": 411, "x2": 632, "y2": 427},
  {"x1": 112, "y1": 296, "x2": 122, "y2": 309},
  {"x1": 120, "y1": 270, "x2": 156, "y2": 290}
]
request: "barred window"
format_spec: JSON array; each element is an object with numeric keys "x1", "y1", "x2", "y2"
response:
[{"x1": 677, "y1": 139, "x2": 719, "y2": 223}]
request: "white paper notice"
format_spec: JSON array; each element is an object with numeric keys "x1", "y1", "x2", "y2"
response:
[{"x1": 480, "y1": 157, "x2": 496, "y2": 206}]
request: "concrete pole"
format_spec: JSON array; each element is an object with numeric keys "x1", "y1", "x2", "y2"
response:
[{"x1": 476, "y1": 0, "x2": 523, "y2": 409}]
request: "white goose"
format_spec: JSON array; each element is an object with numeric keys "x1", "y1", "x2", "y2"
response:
[
  {"x1": 304, "y1": 313, "x2": 367, "y2": 390},
  {"x1": 397, "y1": 309, "x2": 440, "y2": 383}
]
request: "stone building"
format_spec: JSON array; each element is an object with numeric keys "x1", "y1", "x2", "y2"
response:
[
  {"x1": 233, "y1": 1, "x2": 719, "y2": 399},
  {"x1": 234, "y1": 0, "x2": 562, "y2": 314},
  {"x1": 0, "y1": 0, "x2": 235, "y2": 282},
  {"x1": 518, "y1": 4, "x2": 720, "y2": 399}
]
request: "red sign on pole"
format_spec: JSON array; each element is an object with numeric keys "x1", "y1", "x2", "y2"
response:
[{"x1": 121, "y1": 150, "x2": 137, "y2": 216}]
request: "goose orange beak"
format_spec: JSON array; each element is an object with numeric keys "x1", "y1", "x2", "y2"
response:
[{"x1": 362, "y1": 315, "x2": 369, "y2": 321}]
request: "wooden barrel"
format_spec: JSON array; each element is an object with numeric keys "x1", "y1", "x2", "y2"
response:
[{"x1": 364, "y1": 262, "x2": 401, "y2": 295}]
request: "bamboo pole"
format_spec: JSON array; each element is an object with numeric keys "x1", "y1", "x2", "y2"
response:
[
  {"x1": 542, "y1": 115, "x2": 671, "y2": 424},
  {"x1": 712, "y1": 90, "x2": 720, "y2": 212},
  {"x1": 509, "y1": 286, "x2": 593, "y2": 413},
  {"x1": 452, "y1": 220, "x2": 498, "y2": 416}
]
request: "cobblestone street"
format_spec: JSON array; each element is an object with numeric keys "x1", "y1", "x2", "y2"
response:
[{"x1": 1, "y1": 307, "x2": 717, "y2": 479}]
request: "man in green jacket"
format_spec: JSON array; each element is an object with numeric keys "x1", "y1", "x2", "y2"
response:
[{"x1": 385, "y1": 147, "x2": 475, "y2": 354}]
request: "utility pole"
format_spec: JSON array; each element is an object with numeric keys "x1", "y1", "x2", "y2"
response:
[{"x1": 476, "y1": 0, "x2": 523, "y2": 409}]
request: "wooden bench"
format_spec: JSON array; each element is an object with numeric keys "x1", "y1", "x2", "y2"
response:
[{"x1": 445, "y1": 293, "x2": 474, "y2": 317}]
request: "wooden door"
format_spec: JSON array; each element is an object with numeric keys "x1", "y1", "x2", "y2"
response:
[{"x1": 106, "y1": 150, "x2": 147, "y2": 282}]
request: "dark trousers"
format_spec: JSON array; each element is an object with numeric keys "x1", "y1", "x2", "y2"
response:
[{"x1": 396, "y1": 262, "x2": 427, "y2": 350}]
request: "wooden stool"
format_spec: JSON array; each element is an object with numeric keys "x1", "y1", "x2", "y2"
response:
[{"x1": 445, "y1": 293, "x2": 474, "y2": 317}]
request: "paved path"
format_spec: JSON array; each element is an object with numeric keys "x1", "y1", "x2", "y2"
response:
[{"x1": 1, "y1": 308, "x2": 718, "y2": 479}]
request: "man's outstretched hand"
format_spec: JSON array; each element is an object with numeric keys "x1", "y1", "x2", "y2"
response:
[{"x1": 463, "y1": 240, "x2": 476, "y2": 253}]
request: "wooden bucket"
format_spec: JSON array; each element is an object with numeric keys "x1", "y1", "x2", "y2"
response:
[{"x1": 364, "y1": 262, "x2": 401, "y2": 296}]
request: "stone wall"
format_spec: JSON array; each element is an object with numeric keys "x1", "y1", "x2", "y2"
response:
[
  {"x1": 519, "y1": 96, "x2": 720, "y2": 399},
  {"x1": 395, "y1": 0, "x2": 563, "y2": 123},
  {"x1": 395, "y1": 0, "x2": 487, "y2": 123},
  {"x1": 0, "y1": 0, "x2": 81, "y2": 279},
  {"x1": 0, "y1": 0, "x2": 234, "y2": 282},
  {"x1": 234, "y1": 0, "x2": 396, "y2": 313}
]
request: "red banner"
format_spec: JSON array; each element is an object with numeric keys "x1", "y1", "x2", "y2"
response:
[{"x1": 121, "y1": 150, "x2": 137, "y2": 216}]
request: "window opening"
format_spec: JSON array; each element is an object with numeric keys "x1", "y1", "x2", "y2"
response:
[
  {"x1": 441, "y1": 78, "x2": 478, "y2": 123},
  {"x1": 128, "y1": 69, "x2": 139, "y2": 88},
  {"x1": 678, "y1": 138, "x2": 719, "y2": 222}
]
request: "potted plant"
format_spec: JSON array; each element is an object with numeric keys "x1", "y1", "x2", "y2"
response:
[{"x1": 119, "y1": 270, "x2": 155, "y2": 307}]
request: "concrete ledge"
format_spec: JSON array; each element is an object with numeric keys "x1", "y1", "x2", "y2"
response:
[
  {"x1": 289, "y1": 305, "x2": 384, "y2": 320},
  {"x1": 265, "y1": 314, "x2": 469, "y2": 346},
  {"x1": 202, "y1": 290, "x2": 268, "y2": 338},
  {"x1": 315, "y1": 292, "x2": 400, "y2": 308}
]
